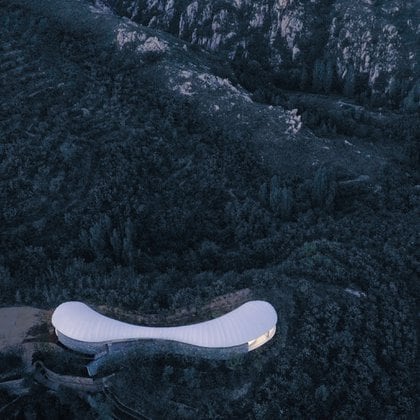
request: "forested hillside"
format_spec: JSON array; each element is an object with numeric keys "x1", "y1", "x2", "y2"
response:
[
  {"x1": 104, "y1": 0, "x2": 419, "y2": 110},
  {"x1": 0, "y1": 0, "x2": 418, "y2": 418}
]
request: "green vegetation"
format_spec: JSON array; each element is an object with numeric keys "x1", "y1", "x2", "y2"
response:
[
  {"x1": 0, "y1": 350, "x2": 23, "y2": 375},
  {"x1": 0, "y1": 1, "x2": 418, "y2": 418}
]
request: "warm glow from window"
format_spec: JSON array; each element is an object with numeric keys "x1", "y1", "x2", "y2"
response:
[{"x1": 247, "y1": 326, "x2": 276, "y2": 351}]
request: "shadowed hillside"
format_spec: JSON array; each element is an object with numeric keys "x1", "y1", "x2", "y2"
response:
[
  {"x1": 0, "y1": 0, "x2": 418, "y2": 418},
  {"x1": 103, "y1": 0, "x2": 419, "y2": 111}
]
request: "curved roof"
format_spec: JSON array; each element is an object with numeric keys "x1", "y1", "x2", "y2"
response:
[{"x1": 52, "y1": 301, "x2": 277, "y2": 348}]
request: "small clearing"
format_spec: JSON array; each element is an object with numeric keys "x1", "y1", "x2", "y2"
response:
[{"x1": 0, "y1": 307, "x2": 50, "y2": 350}]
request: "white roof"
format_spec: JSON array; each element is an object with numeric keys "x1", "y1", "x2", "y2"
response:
[{"x1": 52, "y1": 301, "x2": 277, "y2": 348}]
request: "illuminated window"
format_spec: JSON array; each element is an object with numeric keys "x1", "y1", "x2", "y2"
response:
[{"x1": 248, "y1": 326, "x2": 276, "y2": 351}]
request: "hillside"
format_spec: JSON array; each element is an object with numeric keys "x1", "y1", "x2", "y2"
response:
[
  {"x1": 0, "y1": 0, "x2": 418, "y2": 418},
  {"x1": 104, "y1": 0, "x2": 419, "y2": 110}
]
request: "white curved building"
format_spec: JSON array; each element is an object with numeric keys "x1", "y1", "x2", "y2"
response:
[{"x1": 52, "y1": 301, "x2": 277, "y2": 355}]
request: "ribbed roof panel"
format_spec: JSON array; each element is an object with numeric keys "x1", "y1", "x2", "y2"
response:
[{"x1": 51, "y1": 300, "x2": 277, "y2": 348}]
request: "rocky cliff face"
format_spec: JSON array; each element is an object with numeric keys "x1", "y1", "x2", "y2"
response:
[{"x1": 102, "y1": 0, "x2": 419, "y2": 110}]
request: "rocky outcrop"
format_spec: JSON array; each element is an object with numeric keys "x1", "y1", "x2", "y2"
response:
[{"x1": 103, "y1": 0, "x2": 419, "y2": 109}]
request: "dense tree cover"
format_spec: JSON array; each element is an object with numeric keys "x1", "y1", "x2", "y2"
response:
[
  {"x1": 231, "y1": 38, "x2": 418, "y2": 114},
  {"x1": 0, "y1": 350, "x2": 23, "y2": 375},
  {"x1": 0, "y1": 380, "x2": 95, "y2": 419},
  {"x1": 244, "y1": 68, "x2": 420, "y2": 143},
  {"x1": 101, "y1": 260, "x2": 417, "y2": 419},
  {"x1": 0, "y1": 2, "x2": 418, "y2": 418},
  {"x1": 105, "y1": 0, "x2": 419, "y2": 111}
]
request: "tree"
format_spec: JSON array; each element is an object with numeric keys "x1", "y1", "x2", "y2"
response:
[
  {"x1": 323, "y1": 59, "x2": 334, "y2": 93},
  {"x1": 269, "y1": 175, "x2": 282, "y2": 214},
  {"x1": 312, "y1": 59, "x2": 324, "y2": 92},
  {"x1": 279, "y1": 187, "x2": 294, "y2": 220},
  {"x1": 402, "y1": 82, "x2": 419, "y2": 112},
  {"x1": 312, "y1": 165, "x2": 336, "y2": 210},
  {"x1": 88, "y1": 214, "x2": 112, "y2": 258},
  {"x1": 343, "y1": 63, "x2": 355, "y2": 97}
]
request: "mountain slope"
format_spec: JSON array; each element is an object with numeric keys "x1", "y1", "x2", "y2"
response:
[
  {"x1": 0, "y1": 1, "x2": 417, "y2": 419},
  {"x1": 104, "y1": 0, "x2": 419, "y2": 110},
  {"x1": 5, "y1": 0, "x2": 401, "y2": 181}
]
